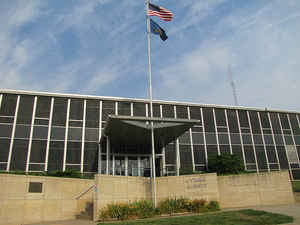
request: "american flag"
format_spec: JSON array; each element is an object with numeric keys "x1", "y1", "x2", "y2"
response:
[{"x1": 148, "y1": 3, "x2": 173, "y2": 22}]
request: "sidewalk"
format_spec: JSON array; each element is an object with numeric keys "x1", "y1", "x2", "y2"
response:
[{"x1": 29, "y1": 203, "x2": 300, "y2": 225}]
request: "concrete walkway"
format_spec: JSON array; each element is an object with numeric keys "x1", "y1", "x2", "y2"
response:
[{"x1": 29, "y1": 203, "x2": 300, "y2": 225}]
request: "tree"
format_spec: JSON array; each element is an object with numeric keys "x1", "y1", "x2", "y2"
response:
[{"x1": 207, "y1": 154, "x2": 245, "y2": 175}]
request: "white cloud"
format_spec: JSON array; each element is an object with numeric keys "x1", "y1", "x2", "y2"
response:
[{"x1": 156, "y1": 0, "x2": 300, "y2": 111}]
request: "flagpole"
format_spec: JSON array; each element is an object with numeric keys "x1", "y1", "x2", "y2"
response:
[{"x1": 146, "y1": 0, "x2": 157, "y2": 208}]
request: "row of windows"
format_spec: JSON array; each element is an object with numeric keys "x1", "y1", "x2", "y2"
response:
[
  {"x1": 1, "y1": 138, "x2": 299, "y2": 174},
  {"x1": 1, "y1": 94, "x2": 299, "y2": 133},
  {"x1": 1, "y1": 94, "x2": 300, "y2": 140}
]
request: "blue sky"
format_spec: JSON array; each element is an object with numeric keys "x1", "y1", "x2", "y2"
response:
[{"x1": 1, "y1": 0, "x2": 300, "y2": 111}]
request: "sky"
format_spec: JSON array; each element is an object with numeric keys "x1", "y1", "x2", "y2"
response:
[{"x1": 1, "y1": 0, "x2": 300, "y2": 111}]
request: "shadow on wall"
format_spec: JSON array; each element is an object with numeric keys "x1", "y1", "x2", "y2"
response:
[{"x1": 76, "y1": 202, "x2": 94, "y2": 220}]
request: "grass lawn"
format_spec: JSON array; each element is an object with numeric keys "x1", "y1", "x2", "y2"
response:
[
  {"x1": 292, "y1": 181, "x2": 300, "y2": 192},
  {"x1": 98, "y1": 209, "x2": 293, "y2": 225}
]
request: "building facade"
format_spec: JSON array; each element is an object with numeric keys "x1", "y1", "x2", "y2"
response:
[{"x1": 0, "y1": 90, "x2": 299, "y2": 179}]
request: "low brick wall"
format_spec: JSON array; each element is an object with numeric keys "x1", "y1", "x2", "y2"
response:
[
  {"x1": 156, "y1": 173, "x2": 219, "y2": 202},
  {"x1": 218, "y1": 171, "x2": 295, "y2": 208},
  {"x1": 94, "y1": 171, "x2": 295, "y2": 221},
  {"x1": 0, "y1": 174, "x2": 94, "y2": 225}
]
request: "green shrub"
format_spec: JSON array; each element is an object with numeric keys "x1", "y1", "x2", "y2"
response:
[
  {"x1": 207, "y1": 200, "x2": 220, "y2": 211},
  {"x1": 99, "y1": 200, "x2": 156, "y2": 221},
  {"x1": 208, "y1": 154, "x2": 245, "y2": 175}
]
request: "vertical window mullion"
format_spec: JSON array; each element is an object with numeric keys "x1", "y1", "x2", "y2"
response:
[
  {"x1": 247, "y1": 111, "x2": 259, "y2": 173},
  {"x1": 26, "y1": 96, "x2": 37, "y2": 172},
  {"x1": 287, "y1": 114, "x2": 300, "y2": 163},
  {"x1": 80, "y1": 100, "x2": 86, "y2": 173},
  {"x1": 6, "y1": 95, "x2": 20, "y2": 171},
  {"x1": 257, "y1": 111, "x2": 270, "y2": 171},
  {"x1": 267, "y1": 112, "x2": 281, "y2": 170},
  {"x1": 63, "y1": 99, "x2": 71, "y2": 171},
  {"x1": 236, "y1": 110, "x2": 247, "y2": 170},
  {"x1": 212, "y1": 108, "x2": 220, "y2": 155},
  {"x1": 200, "y1": 108, "x2": 208, "y2": 168},
  {"x1": 188, "y1": 106, "x2": 195, "y2": 172},
  {"x1": 98, "y1": 100, "x2": 103, "y2": 174},
  {"x1": 45, "y1": 97, "x2": 54, "y2": 171},
  {"x1": 0, "y1": 94, "x2": 2, "y2": 110},
  {"x1": 174, "y1": 105, "x2": 180, "y2": 175},
  {"x1": 277, "y1": 113, "x2": 293, "y2": 179},
  {"x1": 224, "y1": 109, "x2": 233, "y2": 154}
]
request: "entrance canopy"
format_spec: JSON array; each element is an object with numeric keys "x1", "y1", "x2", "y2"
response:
[{"x1": 101, "y1": 115, "x2": 200, "y2": 152}]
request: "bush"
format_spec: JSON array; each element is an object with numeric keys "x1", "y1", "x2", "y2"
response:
[
  {"x1": 99, "y1": 199, "x2": 220, "y2": 221},
  {"x1": 100, "y1": 200, "x2": 156, "y2": 221},
  {"x1": 207, "y1": 154, "x2": 245, "y2": 175}
]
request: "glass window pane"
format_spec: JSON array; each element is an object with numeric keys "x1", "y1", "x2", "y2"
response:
[
  {"x1": 190, "y1": 106, "x2": 201, "y2": 122},
  {"x1": 238, "y1": 110, "x2": 249, "y2": 128},
  {"x1": 274, "y1": 135, "x2": 284, "y2": 145},
  {"x1": 165, "y1": 143, "x2": 176, "y2": 164},
  {"x1": 66, "y1": 142, "x2": 81, "y2": 164},
  {"x1": 253, "y1": 134, "x2": 263, "y2": 145},
  {"x1": 263, "y1": 135, "x2": 274, "y2": 145},
  {"x1": 86, "y1": 99, "x2": 99, "y2": 128},
  {"x1": 102, "y1": 100, "x2": 115, "y2": 121},
  {"x1": 0, "y1": 124, "x2": 13, "y2": 138},
  {"x1": 205, "y1": 133, "x2": 217, "y2": 145},
  {"x1": 52, "y1": 98, "x2": 68, "y2": 126},
  {"x1": 178, "y1": 132, "x2": 190, "y2": 144},
  {"x1": 249, "y1": 111, "x2": 261, "y2": 134},
  {"x1": 203, "y1": 108, "x2": 215, "y2": 132},
  {"x1": 118, "y1": 102, "x2": 131, "y2": 116},
  {"x1": 244, "y1": 145, "x2": 256, "y2": 163},
  {"x1": 162, "y1": 105, "x2": 174, "y2": 118},
  {"x1": 192, "y1": 132, "x2": 204, "y2": 144},
  {"x1": 133, "y1": 102, "x2": 146, "y2": 117},
  {"x1": 220, "y1": 145, "x2": 230, "y2": 155},
  {"x1": 68, "y1": 128, "x2": 82, "y2": 141},
  {"x1": 35, "y1": 96, "x2": 51, "y2": 118},
  {"x1": 284, "y1": 135, "x2": 294, "y2": 145},
  {"x1": 279, "y1": 113, "x2": 290, "y2": 129},
  {"x1": 14, "y1": 125, "x2": 31, "y2": 139},
  {"x1": 270, "y1": 113, "x2": 282, "y2": 134},
  {"x1": 0, "y1": 94, "x2": 17, "y2": 116},
  {"x1": 255, "y1": 146, "x2": 268, "y2": 171},
  {"x1": 48, "y1": 141, "x2": 64, "y2": 171},
  {"x1": 179, "y1": 145, "x2": 193, "y2": 169},
  {"x1": 50, "y1": 127, "x2": 66, "y2": 140},
  {"x1": 227, "y1": 109, "x2": 239, "y2": 133},
  {"x1": 16, "y1": 95, "x2": 34, "y2": 124},
  {"x1": 215, "y1": 109, "x2": 226, "y2": 127},
  {"x1": 277, "y1": 146, "x2": 289, "y2": 169},
  {"x1": 85, "y1": 128, "x2": 99, "y2": 142},
  {"x1": 230, "y1": 133, "x2": 241, "y2": 145},
  {"x1": 218, "y1": 134, "x2": 229, "y2": 144},
  {"x1": 176, "y1": 105, "x2": 188, "y2": 119},
  {"x1": 30, "y1": 140, "x2": 47, "y2": 163},
  {"x1": 32, "y1": 126, "x2": 49, "y2": 140},
  {"x1": 0, "y1": 139, "x2": 10, "y2": 162},
  {"x1": 242, "y1": 134, "x2": 252, "y2": 145},
  {"x1": 289, "y1": 114, "x2": 300, "y2": 135},
  {"x1": 83, "y1": 142, "x2": 98, "y2": 172},
  {"x1": 259, "y1": 112, "x2": 271, "y2": 128},
  {"x1": 10, "y1": 139, "x2": 29, "y2": 171},
  {"x1": 193, "y1": 145, "x2": 206, "y2": 164},
  {"x1": 232, "y1": 145, "x2": 243, "y2": 161},
  {"x1": 69, "y1": 99, "x2": 83, "y2": 120},
  {"x1": 207, "y1": 145, "x2": 218, "y2": 158}
]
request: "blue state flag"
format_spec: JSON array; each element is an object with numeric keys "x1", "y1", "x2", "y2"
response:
[{"x1": 150, "y1": 19, "x2": 168, "y2": 41}]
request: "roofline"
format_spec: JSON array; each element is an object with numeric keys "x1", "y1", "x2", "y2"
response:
[{"x1": 0, "y1": 88, "x2": 299, "y2": 114}]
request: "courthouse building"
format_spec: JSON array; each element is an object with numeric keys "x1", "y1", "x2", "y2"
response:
[{"x1": 0, "y1": 89, "x2": 299, "y2": 180}]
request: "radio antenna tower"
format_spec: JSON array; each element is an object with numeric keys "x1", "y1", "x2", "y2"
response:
[{"x1": 228, "y1": 65, "x2": 239, "y2": 106}]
